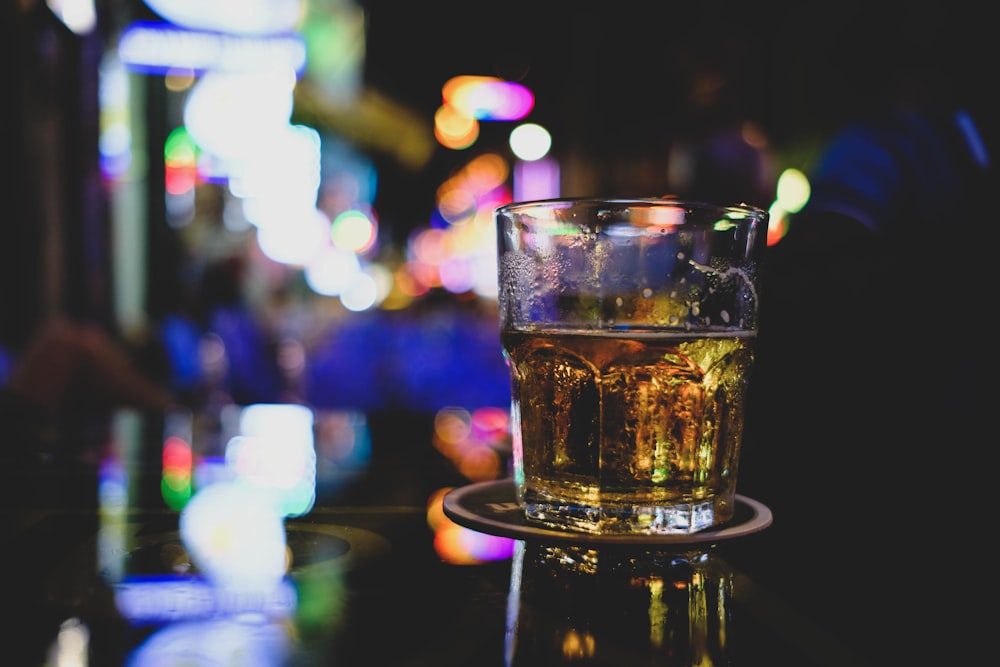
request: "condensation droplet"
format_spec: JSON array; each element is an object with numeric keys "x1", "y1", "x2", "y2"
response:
[
  {"x1": 641, "y1": 288, "x2": 653, "y2": 299},
  {"x1": 615, "y1": 297, "x2": 624, "y2": 307},
  {"x1": 720, "y1": 310, "x2": 731, "y2": 323}
]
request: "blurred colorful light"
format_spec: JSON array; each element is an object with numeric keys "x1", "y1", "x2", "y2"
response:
[
  {"x1": 442, "y1": 75, "x2": 534, "y2": 121},
  {"x1": 330, "y1": 209, "x2": 377, "y2": 254},
  {"x1": 434, "y1": 104, "x2": 480, "y2": 150}
]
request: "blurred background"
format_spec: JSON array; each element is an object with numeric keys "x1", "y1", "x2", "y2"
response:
[{"x1": 0, "y1": 0, "x2": 991, "y2": 511}]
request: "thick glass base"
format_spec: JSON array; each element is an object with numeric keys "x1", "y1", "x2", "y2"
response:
[{"x1": 523, "y1": 492, "x2": 727, "y2": 535}]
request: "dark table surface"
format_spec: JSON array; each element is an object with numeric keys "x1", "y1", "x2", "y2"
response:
[{"x1": 0, "y1": 406, "x2": 978, "y2": 666}]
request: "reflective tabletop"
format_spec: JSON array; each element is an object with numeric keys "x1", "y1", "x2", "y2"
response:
[{"x1": 1, "y1": 407, "x2": 973, "y2": 666}]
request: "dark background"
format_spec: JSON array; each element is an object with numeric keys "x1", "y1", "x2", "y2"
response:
[
  {"x1": 2, "y1": 0, "x2": 994, "y2": 344},
  {"x1": 357, "y1": 0, "x2": 993, "y2": 223}
]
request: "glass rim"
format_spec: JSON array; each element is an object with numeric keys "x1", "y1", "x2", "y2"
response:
[{"x1": 495, "y1": 196, "x2": 768, "y2": 220}]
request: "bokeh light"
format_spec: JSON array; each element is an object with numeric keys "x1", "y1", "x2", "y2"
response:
[
  {"x1": 509, "y1": 123, "x2": 552, "y2": 161},
  {"x1": 162, "y1": 434, "x2": 194, "y2": 510},
  {"x1": 164, "y1": 127, "x2": 199, "y2": 195},
  {"x1": 304, "y1": 246, "x2": 362, "y2": 297},
  {"x1": 255, "y1": 208, "x2": 330, "y2": 266},
  {"x1": 183, "y1": 69, "x2": 296, "y2": 164},
  {"x1": 48, "y1": 0, "x2": 97, "y2": 34},
  {"x1": 141, "y1": 0, "x2": 304, "y2": 36},
  {"x1": 339, "y1": 269, "x2": 380, "y2": 312},
  {"x1": 426, "y1": 486, "x2": 515, "y2": 565},
  {"x1": 434, "y1": 103, "x2": 480, "y2": 150},
  {"x1": 228, "y1": 403, "x2": 317, "y2": 518},
  {"x1": 775, "y1": 167, "x2": 810, "y2": 213},
  {"x1": 330, "y1": 209, "x2": 377, "y2": 254},
  {"x1": 441, "y1": 75, "x2": 534, "y2": 121},
  {"x1": 179, "y1": 480, "x2": 289, "y2": 592}
]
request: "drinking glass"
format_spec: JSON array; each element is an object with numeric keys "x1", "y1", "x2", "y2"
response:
[{"x1": 495, "y1": 197, "x2": 768, "y2": 534}]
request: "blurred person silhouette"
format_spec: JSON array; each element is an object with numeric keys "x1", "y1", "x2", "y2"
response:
[
  {"x1": 193, "y1": 255, "x2": 284, "y2": 406},
  {"x1": 742, "y1": 1, "x2": 994, "y2": 512},
  {"x1": 0, "y1": 317, "x2": 175, "y2": 471},
  {"x1": 153, "y1": 254, "x2": 284, "y2": 409},
  {"x1": 736, "y1": 7, "x2": 994, "y2": 663}
]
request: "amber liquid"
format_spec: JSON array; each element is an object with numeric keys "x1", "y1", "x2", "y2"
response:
[{"x1": 502, "y1": 328, "x2": 755, "y2": 534}]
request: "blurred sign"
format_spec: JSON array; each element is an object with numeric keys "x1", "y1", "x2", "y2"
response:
[{"x1": 118, "y1": 21, "x2": 307, "y2": 75}]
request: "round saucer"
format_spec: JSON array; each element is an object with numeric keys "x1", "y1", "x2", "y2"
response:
[{"x1": 442, "y1": 479, "x2": 772, "y2": 546}]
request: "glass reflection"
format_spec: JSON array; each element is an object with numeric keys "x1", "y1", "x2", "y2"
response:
[{"x1": 506, "y1": 542, "x2": 732, "y2": 666}]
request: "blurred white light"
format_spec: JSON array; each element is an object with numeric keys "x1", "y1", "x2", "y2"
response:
[
  {"x1": 304, "y1": 246, "x2": 362, "y2": 296},
  {"x1": 255, "y1": 209, "x2": 329, "y2": 266},
  {"x1": 51, "y1": 618, "x2": 90, "y2": 667},
  {"x1": 509, "y1": 123, "x2": 551, "y2": 161},
  {"x1": 239, "y1": 403, "x2": 313, "y2": 441},
  {"x1": 48, "y1": 0, "x2": 97, "y2": 35},
  {"x1": 229, "y1": 125, "x2": 321, "y2": 202},
  {"x1": 118, "y1": 22, "x2": 307, "y2": 75},
  {"x1": 471, "y1": 245, "x2": 499, "y2": 299},
  {"x1": 227, "y1": 403, "x2": 316, "y2": 517},
  {"x1": 340, "y1": 271, "x2": 379, "y2": 312},
  {"x1": 183, "y1": 69, "x2": 295, "y2": 163},
  {"x1": 179, "y1": 481, "x2": 287, "y2": 592},
  {"x1": 142, "y1": 0, "x2": 303, "y2": 36}
]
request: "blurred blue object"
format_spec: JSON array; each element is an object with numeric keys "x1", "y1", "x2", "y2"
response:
[{"x1": 305, "y1": 302, "x2": 510, "y2": 413}]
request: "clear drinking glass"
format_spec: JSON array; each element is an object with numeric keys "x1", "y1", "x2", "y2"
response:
[{"x1": 495, "y1": 197, "x2": 768, "y2": 534}]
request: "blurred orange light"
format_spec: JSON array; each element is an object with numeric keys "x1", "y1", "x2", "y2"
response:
[
  {"x1": 455, "y1": 445, "x2": 501, "y2": 482},
  {"x1": 394, "y1": 264, "x2": 430, "y2": 298},
  {"x1": 767, "y1": 211, "x2": 789, "y2": 246},
  {"x1": 434, "y1": 407, "x2": 472, "y2": 445},
  {"x1": 406, "y1": 259, "x2": 441, "y2": 289},
  {"x1": 462, "y1": 153, "x2": 509, "y2": 193},
  {"x1": 437, "y1": 187, "x2": 477, "y2": 225},
  {"x1": 426, "y1": 487, "x2": 452, "y2": 532},
  {"x1": 434, "y1": 104, "x2": 480, "y2": 149}
]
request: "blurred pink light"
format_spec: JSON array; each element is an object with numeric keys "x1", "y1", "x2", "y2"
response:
[
  {"x1": 477, "y1": 81, "x2": 534, "y2": 121},
  {"x1": 442, "y1": 75, "x2": 534, "y2": 121},
  {"x1": 514, "y1": 158, "x2": 560, "y2": 202}
]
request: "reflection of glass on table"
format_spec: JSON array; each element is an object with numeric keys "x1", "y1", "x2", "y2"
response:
[{"x1": 506, "y1": 541, "x2": 732, "y2": 666}]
